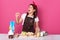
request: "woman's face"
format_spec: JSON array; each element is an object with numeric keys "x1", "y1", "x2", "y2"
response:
[{"x1": 28, "y1": 5, "x2": 35, "y2": 14}]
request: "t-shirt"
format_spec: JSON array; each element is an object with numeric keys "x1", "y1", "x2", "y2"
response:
[{"x1": 21, "y1": 13, "x2": 39, "y2": 25}]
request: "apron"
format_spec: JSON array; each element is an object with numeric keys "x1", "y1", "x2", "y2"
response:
[{"x1": 22, "y1": 14, "x2": 35, "y2": 33}]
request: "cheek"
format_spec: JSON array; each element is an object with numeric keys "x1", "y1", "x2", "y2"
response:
[{"x1": 30, "y1": 9, "x2": 34, "y2": 12}]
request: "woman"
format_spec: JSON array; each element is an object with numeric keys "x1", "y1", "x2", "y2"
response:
[{"x1": 16, "y1": 3, "x2": 40, "y2": 37}]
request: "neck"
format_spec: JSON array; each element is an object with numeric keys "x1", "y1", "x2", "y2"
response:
[{"x1": 29, "y1": 13, "x2": 33, "y2": 16}]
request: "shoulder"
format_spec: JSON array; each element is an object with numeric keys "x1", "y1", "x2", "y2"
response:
[
  {"x1": 21, "y1": 13, "x2": 27, "y2": 16},
  {"x1": 35, "y1": 16, "x2": 39, "y2": 22},
  {"x1": 21, "y1": 13, "x2": 27, "y2": 19}
]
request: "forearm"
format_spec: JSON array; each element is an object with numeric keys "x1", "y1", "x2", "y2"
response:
[
  {"x1": 35, "y1": 26, "x2": 40, "y2": 37},
  {"x1": 16, "y1": 17, "x2": 22, "y2": 24},
  {"x1": 35, "y1": 27, "x2": 40, "y2": 34},
  {"x1": 35, "y1": 22, "x2": 40, "y2": 34},
  {"x1": 16, "y1": 17, "x2": 19, "y2": 24}
]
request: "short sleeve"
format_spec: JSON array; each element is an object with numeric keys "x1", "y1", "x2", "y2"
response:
[
  {"x1": 35, "y1": 17, "x2": 39, "y2": 22},
  {"x1": 21, "y1": 13, "x2": 27, "y2": 25},
  {"x1": 21, "y1": 13, "x2": 26, "y2": 20}
]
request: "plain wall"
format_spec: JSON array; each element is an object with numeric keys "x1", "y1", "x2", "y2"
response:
[{"x1": 0, "y1": 0, "x2": 60, "y2": 34}]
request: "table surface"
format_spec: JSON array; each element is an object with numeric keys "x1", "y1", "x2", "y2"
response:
[{"x1": 0, "y1": 34, "x2": 60, "y2": 40}]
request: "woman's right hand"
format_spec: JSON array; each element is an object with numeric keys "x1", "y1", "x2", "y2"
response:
[
  {"x1": 15, "y1": 12, "x2": 23, "y2": 23},
  {"x1": 15, "y1": 12, "x2": 20, "y2": 18},
  {"x1": 15, "y1": 12, "x2": 21, "y2": 23}
]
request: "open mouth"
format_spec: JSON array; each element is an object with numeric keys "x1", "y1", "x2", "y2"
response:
[{"x1": 28, "y1": 10, "x2": 30, "y2": 11}]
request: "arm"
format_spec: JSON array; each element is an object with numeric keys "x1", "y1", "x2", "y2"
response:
[
  {"x1": 16, "y1": 12, "x2": 23, "y2": 24},
  {"x1": 35, "y1": 22, "x2": 40, "y2": 34},
  {"x1": 34, "y1": 22, "x2": 41, "y2": 37}
]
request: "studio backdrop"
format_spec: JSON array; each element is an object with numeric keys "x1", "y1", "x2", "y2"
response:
[{"x1": 0, "y1": 0, "x2": 60, "y2": 34}]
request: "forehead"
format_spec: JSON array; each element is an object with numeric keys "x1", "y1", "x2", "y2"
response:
[{"x1": 29, "y1": 5, "x2": 33, "y2": 8}]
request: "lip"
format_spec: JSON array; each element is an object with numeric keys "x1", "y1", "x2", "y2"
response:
[{"x1": 28, "y1": 10, "x2": 30, "y2": 11}]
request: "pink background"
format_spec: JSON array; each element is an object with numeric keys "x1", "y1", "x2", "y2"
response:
[{"x1": 0, "y1": 0, "x2": 60, "y2": 34}]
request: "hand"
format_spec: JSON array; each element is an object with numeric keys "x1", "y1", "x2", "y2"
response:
[{"x1": 15, "y1": 12, "x2": 20, "y2": 18}]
